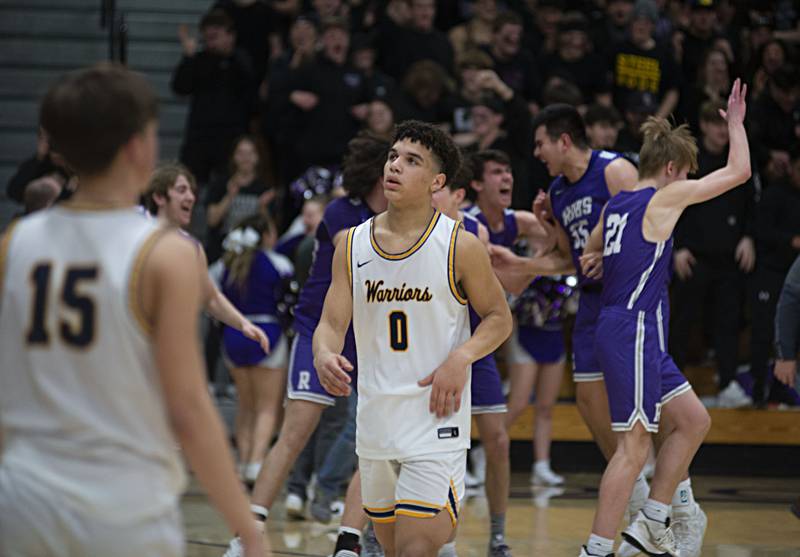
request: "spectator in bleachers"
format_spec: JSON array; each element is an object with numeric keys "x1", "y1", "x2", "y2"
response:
[
  {"x1": 5, "y1": 128, "x2": 69, "y2": 205},
  {"x1": 214, "y1": 0, "x2": 280, "y2": 82},
  {"x1": 607, "y1": 0, "x2": 681, "y2": 119},
  {"x1": 261, "y1": 15, "x2": 319, "y2": 185},
  {"x1": 751, "y1": 151, "x2": 800, "y2": 405},
  {"x1": 613, "y1": 90, "x2": 657, "y2": 154},
  {"x1": 446, "y1": 49, "x2": 495, "y2": 141},
  {"x1": 670, "y1": 99, "x2": 757, "y2": 408},
  {"x1": 448, "y1": 0, "x2": 497, "y2": 63},
  {"x1": 486, "y1": 11, "x2": 542, "y2": 115},
  {"x1": 584, "y1": 103, "x2": 623, "y2": 151},
  {"x1": 350, "y1": 32, "x2": 394, "y2": 100},
  {"x1": 284, "y1": 17, "x2": 370, "y2": 181},
  {"x1": 206, "y1": 136, "x2": 274, "y2": 262},
  {"x1": 677, "y1": 46, "x2": 731, "y2": 133},
  {"x1": 590, "y1": 0, "x2": 634, "y2": 48},
  {"x1": 172, "y1": 9, "x2": 256, "y2": 185},
  {"x1": 364, "y1": 98, "x2": 395, "y2": 139},
  {"x1": 540, "y1": 78, "x2": 584, "y2": 110},
  {"x1": 514, "y1": 0, "x2": 561, "y2": 58},
  {"x1": 376, "y1": 0, "x2": 455, "y2": 79},
  {"x1": 748, "y1": 66, "x2": 800, "y2": 186},
  {"x1": 673, "y1": 0, "x2": 734, "y2": 88},
  {"x1": 749, "y1": 39, "x2": 789, "y2": 101},
  {"x1": 391, "y1": 60, "x2": 453, "y2": 124},
  {"x1": 277, "y1": 194, "x2": 327, "y2": 284},
  {"x1": 540, "y1": 13, "x2": 612, "y2": 108},
  {"x1": 310, "y1": 0, "x2": 348, "y2": 19},
  {"x1": 463, "y1": 72, "x2": 534, "y2": 209}
]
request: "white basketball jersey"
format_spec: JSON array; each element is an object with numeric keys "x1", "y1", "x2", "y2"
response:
[
  {"x1": 0, "y1": 206, "x2": 186, "y2": 522},
  {"x1": 348, "y1": 211, "x2": 471, "y2": 460}
]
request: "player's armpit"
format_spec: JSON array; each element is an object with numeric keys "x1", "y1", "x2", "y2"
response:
[{"x1": 454, "y1": 231, "x2": 512, "y2": 363}]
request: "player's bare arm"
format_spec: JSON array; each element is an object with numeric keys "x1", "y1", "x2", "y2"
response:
[
  {"x1": 580, "y1": 207, "x2": 606, "y2": 279},
  {"x1": 420, "y1": 230, "x2": 512, "y2": 418},
  {"x1": 197, "y1": 246, "x2": 271, "y2": 353},
  {"x1": 515, "y1": 209, "x2": 558, "y2": 254},
  {"x1": 313, "y1": 232, "x2": 354, "y2": 397},
  {"x1": 604, "y1": 157, "x2": 639, "y2": 196},
  {"x1": 142, "y1": 231, "x2": 263, "y2": 555},
  {"x1": 645, "y1": 79, "x2": 750, "y2": 242},
  {"x1": 489, "y1": 244, "x2": 574, "y2": 295}
]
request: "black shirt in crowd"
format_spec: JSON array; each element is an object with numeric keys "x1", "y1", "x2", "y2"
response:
[
  {"x1": 608, "y1": 40, "x2": 680, "y2": 111},
  {"x1": 674, "y1": 144, "x2": 756, "y2": 259},
  {"x1": 756, "y1": 180, "x2": 800, "y2": 273},
  {"x1": 376, "y1": 18, "x2": 454, "y2": 79},
  {"x1": 748, "y1": 92, "x2": 800, "y2": 178},
  {"x1": 487, "y1": 48, "x2": 542, "y2": 104},
  {"x1": 540, "y1": 52, "x2": 610, "y2": 104}
]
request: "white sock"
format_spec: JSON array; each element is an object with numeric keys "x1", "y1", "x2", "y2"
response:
[
  {"x1": 245, "y1": 462, "x2": 262, "y2": 481},
  {"x1": 642, "y1": 499, "x2": 670, "y2": 524},
  {"x1": 438, "y1": 541, "x2": 457, "y2": 557},
  {"x1": 586, "y1": 533, "x2": 614, "y2": 555},
  {"x1": 534, "y1": 459, "x2": 550, "y2": 471},
  {"x1": 338, "y1": 526, "x2": 362, "y2": 540},
  {"x1": 250, "y1": 504, "x2": 269, "y2": 522},
  {"x1": 671, "y1": 478, "x2": 696, "y2": 513}
]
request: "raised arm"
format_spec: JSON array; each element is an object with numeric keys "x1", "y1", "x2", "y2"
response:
[
  {"x1": 645, "y1": 79, "x2": 751, "y2": 242},
  {"x1": 144, "y1": 232, "x2": 263, "y2": 555},
  {"x1": 419, "y1": 230, "x2": 512, "y2": 418},
  {"x1": 313, "y1": 229, "x2": 355, "y2": 397}
]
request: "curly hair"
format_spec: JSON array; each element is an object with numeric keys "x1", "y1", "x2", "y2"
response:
[
  {"x1": 341, "y1": 131, "x2": 391, "y2": 199},
  {"x1": 144, "y1": 162, "x2": 197, "y2": 215},
  {"x1": 393, "y1": 120, "x2": 462, "y2": 183}
]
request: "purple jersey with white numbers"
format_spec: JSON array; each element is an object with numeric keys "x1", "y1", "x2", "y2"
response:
[
  {"x1": 549, "y1": 150, "x2": 621, "y2": 286},
  {"x1": 293, "y1": 196, "x2": 374, "y2": 338},
  {"x1": 465, "y1": 205, "x2": 518, "y2": 248},
  {"x1": 601, "y1": 188, "x2": 673, "y2": 313}
]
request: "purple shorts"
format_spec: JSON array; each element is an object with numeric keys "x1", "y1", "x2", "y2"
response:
[
  {"x1": 595, "y1": 307, "x2": 691, "y2": 433},
  {"x1": 222, "y1": 322, "x2": 283, "y2": 368},
  {"x1": 572, "y1": 289, "x2": 604, "y2": 382},
  {"x1": 471, "y1": 354, "x2": 506, "y2": 414},
  {"x1": 287, "y1": 331, "x2": 357, "y2": 406},
  {"x1": 516, "y1": 325, "x2": 565, "y2": 364}
]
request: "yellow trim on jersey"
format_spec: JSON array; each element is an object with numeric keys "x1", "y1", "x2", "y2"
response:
[
  {"x1": 447, "y1": 220, "x2": 468, "y2": 305},
  {"x1": 127, "y1": 227, "x2": 169, "y2": 337},
  {"x1": 396, "y1": 509, "x2": 439, "y2": 519},
  {"x1": 364, "y1": 505, "x2": 395, "y2": 512},
  {"x1": 369, "y1": 516, "x2": 396, "y2": 524},
  {"x1": 0, "y1": 218, "x2": 19, "y2": 311},
  {"x1": 345, "y1": 226, "x2": 356, "y2": 289},
  {"x1": 395, "y1": 499, "x2": 444, "y2": 511},
  {"x1": 369, "y1": 210, "x2": 441, "y2": 261}
]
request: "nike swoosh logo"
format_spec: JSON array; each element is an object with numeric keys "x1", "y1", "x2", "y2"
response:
[{"x1": 357, "y1": 260, "x2": 372, "y2": 268}]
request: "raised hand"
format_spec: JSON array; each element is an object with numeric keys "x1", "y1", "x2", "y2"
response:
[
  {"x1": 719, "y1": 78, "x2": 747, "y2": 126},
  {"x1": 177, "y1": 24, "x2": 197, "y2": 57}
]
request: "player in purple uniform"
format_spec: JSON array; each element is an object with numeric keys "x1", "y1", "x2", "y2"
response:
[
  {"x1": 219, "y1": 215, "x2": 294, "y2": 485},
  {"x1": 432, "y1": 166, "x2": 512, "y2": 557},
  {"x1": 222, "y1": 133, "x2": 389, "y2": 556},
  {"x1": 578, "y1": 80, "x2": 749, "y2": 557},
  {"x1": 143, "y1": 163, "x2": 270, "y2": 354}
]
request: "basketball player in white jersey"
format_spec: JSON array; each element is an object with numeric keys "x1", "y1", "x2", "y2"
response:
[
  {"x1": 314, "y1": 120, "x2": 512, "y2": 557},
  {"x1": 0, "y1": 64, "x2": 262, "y2": 557},
  {"x1": 143, "y1": 163, "x2": 270, "y2": 355}
]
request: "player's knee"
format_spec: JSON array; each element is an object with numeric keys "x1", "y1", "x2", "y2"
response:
[
  {"x1": 536, "y1": 400, "x2": 554, "y2": 420},
  {"x1": 485, "y1": 426, "x2": 510, "y2": 460}
]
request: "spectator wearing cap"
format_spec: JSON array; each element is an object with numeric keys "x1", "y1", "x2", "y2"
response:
[
  {"x1": 376, "y1": 0, "x2": 454, "y2": 79},
  {"x1": 748, "y1": 66, "x2": 800, "y2": 186},
  {"x1": 486, "y1": 11, "x2": 542, "y2": 116},
  {"x1": 350, "y1": 32, "x2": 395, "y2": 100},
  {"x1": 607, "y1": 0, "x2": 681, "y2": 119},
  {"x1": 261, "y1": 15, "x2": 319, "y2": 185},
  {"x1": 613, "y1": 90, "x2": 658, "y2": 154},
  {"x1": 448, "y1": 0, "x2": 497, "y2": 64},
  {"x1": 540, "y1": 13, "x2": 612, "y2": 108},
  {"x1": 590, "y1": 0, "x2": 634, "y2": 49},
  {"x1": 462, "y1": 69, "x2": 534, "y2": 210},
  {"x1": 284, "y1": 17, "x2": 370, "y2": 181},
  {"x1": 172, "y1": 9, "x2": 257, "y2": 185},
  {"x1": 584, "y1": 103, "x2": 623, "y2": 150},
  {"x1": 673, "y1": 0, "x2": 734, "y2": 88},
  {"x1": 751, "y1": 151, "x2": 800, "y2": 405},
  {"x1": 677, "y1": 46, "x2": 731, "y2": 133},
  {"x1": 670, "y1": 98, "x2": 757, "y2": 409}
]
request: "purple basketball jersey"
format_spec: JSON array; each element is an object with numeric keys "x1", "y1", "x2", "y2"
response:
[{"x1": 464, "y1": 205, "x2": 518, "y2": 248}]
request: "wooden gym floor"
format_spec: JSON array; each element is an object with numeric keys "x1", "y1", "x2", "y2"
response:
[{"x1": 181, "y1": 473, "x2": 800, "y2": 557}]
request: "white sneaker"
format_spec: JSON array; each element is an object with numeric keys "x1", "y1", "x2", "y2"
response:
[
  {"x1": 625, "y1": 476, "x2": 650, "y2": 524},
  {"x1": 579, "y1": 546, "x2": 613, "y2": 557},
  {"x1": 285, "y1": 492, "x2": 305, "y2": 520},
  {"x1": 531, "y1": 462, "x2": 565, "y2": 486},
  {"x1": 673, "y1": 503, "x2": 707, "y2": 557},
  {"x1": 717, "y1": 380, "x2": 752, "y2": 408},
  {"x1": 616, "y1": 540, "x2": 641, "y2": 557},
  {"x1": 470, "y1": 445, "x2": 487, "y2": 485},
  {"x1": 222, "y1": 537, "x2": 244, "y2": 557},
  {"x1": 622, "y1": 511, "x2": 679, "y2": 557}
]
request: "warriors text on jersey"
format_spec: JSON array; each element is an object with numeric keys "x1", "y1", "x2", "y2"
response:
[
  {"x1": 347, "y1": 211, "x2": 471, "y2": 460},
  {"x1": 0, "y1": 206, "x2": 186, "y2": 522}
]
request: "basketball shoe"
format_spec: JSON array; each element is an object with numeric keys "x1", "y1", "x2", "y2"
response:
[{"x1": 622, "y1": 511, "x2": 679, "y2": 557}]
